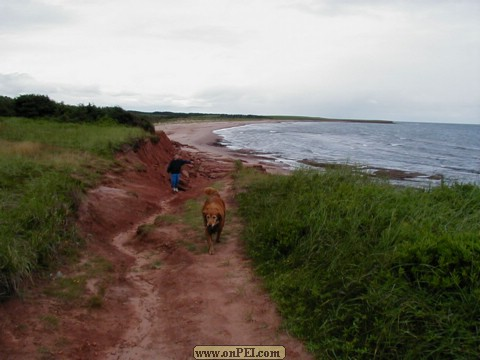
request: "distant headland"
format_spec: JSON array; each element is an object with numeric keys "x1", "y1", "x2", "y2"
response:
[{"x1": 130, "y1": 110, "x2": 394, "y2": 124}]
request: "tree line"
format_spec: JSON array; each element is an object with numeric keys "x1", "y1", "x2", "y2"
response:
[{"x1": 0, "y1": 94, "x2": 154, "y2": 133}]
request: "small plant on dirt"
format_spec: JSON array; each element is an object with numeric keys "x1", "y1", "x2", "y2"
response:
[
  {"x1": 42, "y1": 256, "x2": 113, "y2": 307},
  {"x1": 43, "y1": 276, "x2": 87, "y2": 302},
  {"x1": 136, "y1": 223, "x2": 156, "y2": 237},
  {"x1": 83, "y1": 256, "x2": 114, "y2": 276},
  {"x1": 154, "y1": 214, "x2": 178, "y2": 226},
  {"x1": 86, "y1": 294, "x2": 103, "y2": 309},
  {"x1": 150, "y1": 260, "x2": 163, "y2": 270},
  {"x1": 179, "y1": 239, "x2": 200, "y2": 254},
  {"x1": 37, "y1": 345, "x2": 55, "y2": 360},
  {"x1": 39, "y1": 314, "x2": 59, "y2": 331}
]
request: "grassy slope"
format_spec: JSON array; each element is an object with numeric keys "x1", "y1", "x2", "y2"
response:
[
  {"x1": 234, "y1": 166, "x2": 480, "y2": 359},
  {"x1": 0, "y1": 117, "x2": 148, "y2": 298}
]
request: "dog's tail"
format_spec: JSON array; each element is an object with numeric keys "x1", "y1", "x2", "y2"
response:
[{"x1": 204, "y1": 187, "x2": 220, "y2": 197}]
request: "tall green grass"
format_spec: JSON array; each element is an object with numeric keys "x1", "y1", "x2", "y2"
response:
[
  {"x1": 235, "y1": 167, "x2": 480, "y2": 359},
  {"x1": 0, "y1": 117, "x2": 149, "y2": 298},
  {"x1": 0, "y1": 117, "x2": 146, "y2": 156}
]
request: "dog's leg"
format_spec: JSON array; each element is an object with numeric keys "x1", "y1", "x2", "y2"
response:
[
  {"x1": 215, "y1": 215, "x2": 224, "y2": 244},
  {"x1": 209, "y1": 237, "x2": 215, "y2": 255},
  {"x1": 215, "y1": 228, "x2": 222, "y2": 243},
  {"x1": 206, "y1": 230, "x2": 214, "y2": 255}
]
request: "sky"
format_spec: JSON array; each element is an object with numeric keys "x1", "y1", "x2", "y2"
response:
[{"x1": 1, "y1": 0, "x2": 479, "y2": 124}]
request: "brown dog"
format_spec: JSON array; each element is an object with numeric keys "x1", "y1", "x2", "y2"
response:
[{"x1": 202, "y1": 187, "x2": 226, "y2": 255}]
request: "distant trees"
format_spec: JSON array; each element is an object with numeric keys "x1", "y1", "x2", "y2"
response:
[
  {"x1": 0, "y1": 96, "x2": 15, "y2": 116},
  {"x1": 0, "y1": 94, "x2": 154, "y2": 133},
  {"x1": 13, "y1": 94, "x2": 57, "y2": 118}
]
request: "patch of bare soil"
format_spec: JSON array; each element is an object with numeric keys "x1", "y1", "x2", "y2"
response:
[{"x1": 0, "y1": 131, "x2": 312, "y2": 359}]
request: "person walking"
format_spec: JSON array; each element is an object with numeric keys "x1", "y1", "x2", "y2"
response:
[{"x1": 167, "y1": 155, "x2": 192, "y2": 192}]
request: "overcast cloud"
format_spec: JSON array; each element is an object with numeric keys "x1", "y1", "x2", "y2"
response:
[{"x1": 1, "y1": 0, "x2": 479, "y2": 123}]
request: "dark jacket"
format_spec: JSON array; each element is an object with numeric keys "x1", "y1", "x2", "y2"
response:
[{"x1": 167, "y1": 159, "x2": 191, "y2": 174}]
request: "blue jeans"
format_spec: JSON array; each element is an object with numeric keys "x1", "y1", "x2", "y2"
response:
[{"x1": 170, "y1": 173, "x2": 180, "y2": 188}]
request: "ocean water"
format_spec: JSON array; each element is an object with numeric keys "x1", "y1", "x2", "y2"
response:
[{"x1": 215, "y1": 121, "x2": 480, "y2": 186}]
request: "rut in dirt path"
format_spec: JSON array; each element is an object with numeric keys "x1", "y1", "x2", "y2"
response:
[{"x1": 103, "y1": 181, "x2": 313, "y2": 360}]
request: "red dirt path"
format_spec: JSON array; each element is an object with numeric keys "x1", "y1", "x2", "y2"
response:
[{"x1": 0, "y1": 130, "x2": 313, "y2": 359}]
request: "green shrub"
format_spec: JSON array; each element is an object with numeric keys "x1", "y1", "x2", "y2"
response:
[
  {"x1": 0, "y1": 96, "x2": 15, "y2": 116},
  {"x1": 14, "y1": 94, "x2": 57, "y2": 118}
]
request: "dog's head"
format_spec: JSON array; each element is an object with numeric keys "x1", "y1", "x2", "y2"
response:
[{"x1": 204, "y1": 213, "x2": 222, "y2": 233}]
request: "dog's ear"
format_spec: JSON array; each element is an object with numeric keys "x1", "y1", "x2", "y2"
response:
[{"x1": 216, "y1": 214, "x2": 222, "y2": 223}]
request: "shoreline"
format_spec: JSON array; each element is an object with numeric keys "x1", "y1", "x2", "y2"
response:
[
  {"x1": 155, "y1": 120, "x2": 291, "y2": 174},
  {"x1": 154, "y1": 121, "x2": 461, "y2": 185}
]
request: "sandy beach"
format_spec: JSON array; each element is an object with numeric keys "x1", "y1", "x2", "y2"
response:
[{"x1": 156, "y1": 120, "x2": 291, "y2": 173}]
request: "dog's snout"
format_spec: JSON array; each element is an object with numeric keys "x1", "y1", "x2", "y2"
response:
[
  {"x1": 207, "y1": 221, "x2": 217, "y2": 229},
  {"x1": 205, "y1": 215, "x2": 217, "y2": 226},
  {"x1": 207, "y1": 223, "x2": 217, "y2": 234}
]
